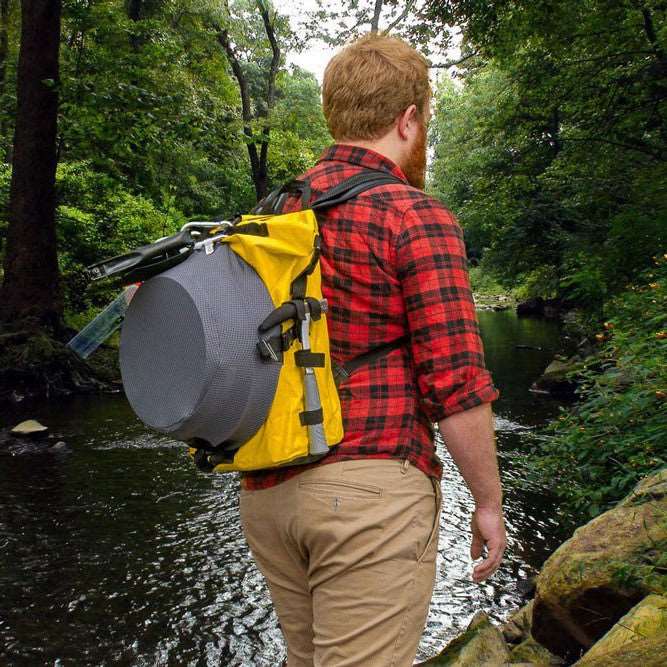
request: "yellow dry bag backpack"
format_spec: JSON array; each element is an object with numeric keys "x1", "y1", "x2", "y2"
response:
[{"x1": 85, "y1": 170, "x2": 405, "y2": 473}]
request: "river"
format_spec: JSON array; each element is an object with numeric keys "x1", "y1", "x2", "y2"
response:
[{"x1": 0, "y1": 308, "x2": 573, "y2": 666}]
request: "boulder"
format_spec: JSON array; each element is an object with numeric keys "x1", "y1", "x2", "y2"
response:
[
  {"x1": 531, "y1": 469, "x2": 667, "y2": 661},
  {"x1": 530, "y1": 357, "x2": 583, "y2": 398},
  {"x1": 542, "y1": 299, "x2": 564, "y2": 319},
  {"x1": 501, "y1": 600, "x2": 534, "y2": 645},
  {"x1": 517, "y1": 297, "x2": 545, "y2": 317},
  {"x1": 508, "y1": 635, "x2": 563, "y2": 665},
  {"x1": 500, "y1": 601, "x2": 563, "y2": 666},
  {"x1": 417, "y1": 611, "x2": 510, "y2": 665},
  {"x1": 574, "y1": 594, "x2": 667, "y2": 666}
]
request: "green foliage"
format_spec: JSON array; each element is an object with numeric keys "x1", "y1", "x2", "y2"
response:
[
  {"x1": 609, "y1": 541, "x2": 667, "y2": 596},
  {"x1": 430, "y1": 0, "x2": 667, "y2": 308},
  {"x1": 268, "y1": 66, "x2": 332, "y2": 183},
  {"x1": 2, "y1": 1, "x2": 332, "y2": 323},
  {"x1": 55, "y1": 0, "x2": 252, "y2": 218},
  {"x1": 468, "y1": 261, "x2": 514, "y2": 297},
  {"x1": 528, "y1": 256, "x2": 667, "y2": 520},
  {"x1": 55, "y1": 161, "x2": 181, "y2": 313}
]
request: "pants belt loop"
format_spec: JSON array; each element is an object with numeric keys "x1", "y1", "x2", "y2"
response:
[{"x1": 401, "y1": 458, "x2": 410, "y2": 475}]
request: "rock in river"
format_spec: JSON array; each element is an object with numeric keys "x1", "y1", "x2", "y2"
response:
[
  {"x1": 531, "y1": 468, "x2": 667, "y2": 661},
  {"x1": 10, "y1": 419, "x2": 49, "y2": 437},
  {"x1": 574, "y1": 594, "x2": 667, "y2": 666},
  {"x1": 416, "y1": 611, "x2": 510, "y2": 665},
  {"x1": 530, "y1": 356, "x2": 583, "y2": 398}
]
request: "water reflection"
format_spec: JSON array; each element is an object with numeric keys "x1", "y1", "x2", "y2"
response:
[{"x1": 0, "y1": 310, "x2": 571, "y2": 665}]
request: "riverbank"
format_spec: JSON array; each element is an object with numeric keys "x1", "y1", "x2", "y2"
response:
[
  {"x1": 0, "y1": 326, "x2": 119, "y2": 404},
  {"x1": 419, "y1": 468, "x2": 667, "y2": 665},
  {"x1": 526, "y1": 255, "x2": 667, "y2": 519}
]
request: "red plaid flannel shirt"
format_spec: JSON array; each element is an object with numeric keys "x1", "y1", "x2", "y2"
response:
[{"x1": 240, "y1": 144, "x2": 500, "y2": 490}]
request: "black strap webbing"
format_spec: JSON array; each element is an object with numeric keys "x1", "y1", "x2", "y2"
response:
[
  {"x1": 310, "y1": 172, "x2": 406, "y2": 210},
  {"x1": 299, "y1": 408, "x2": 324, "y2": 426},
  {"x1": 289, "y1": 171, "x2": 405, "y2": 298},
  {"x1": 252, "y1": 170, "x2": 407, "y2": 217},
  {"x1": 295, "y1": 350, "x2": 325, "y2": 368},
  {"x1": 333, "y1": 336, "x2": 409, "y2": 386},
  {"x1": 233, "y1": 222, "x2": 269, "y2": 236}
]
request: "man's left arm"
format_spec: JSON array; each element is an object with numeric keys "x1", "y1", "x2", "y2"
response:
[{"x1": 395, "y1": 199, "x2": 506, "y2": 581}]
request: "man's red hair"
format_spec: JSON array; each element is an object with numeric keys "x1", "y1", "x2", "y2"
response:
[{"x1": 322, "y1": 33, "x2": 431, "y2": 142}]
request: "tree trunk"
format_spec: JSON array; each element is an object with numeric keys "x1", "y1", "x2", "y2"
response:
[
  {"x1": 0, "y1": 0, "x2": 63, "y2": 331},
  {"x1": 255, "y1": 0, "x2": 280, "y2": 201},
  {"x1": 217, "y1": 1, "x2": 280, "y2": 202},
  {"x1": 126, "y1": 0, "x2": 142, "y2": 21},
  {"x1": 0, "y1": 0, "x2": 10, "y2": 96},
  {"x1": 0, "y1": 0, "x2": 11, "y2": 153}
]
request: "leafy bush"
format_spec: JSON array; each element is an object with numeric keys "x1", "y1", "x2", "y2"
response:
[
  {"x1": 558, "y1": 251, "x2": 607, "y2": 315},
  {"x1": 468, "y1": 262, "x2": 514, "y2": 297},
  {"x1": 55, "y1": 161, "x2": 183, "y2": 314},
  {"x1": 528, "y1": 254, "x2": 667, "y2": 520}
]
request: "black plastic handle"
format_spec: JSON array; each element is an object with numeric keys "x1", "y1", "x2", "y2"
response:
[{"x1": 87, "y1": 230, "x2": 195, "y2": 281}]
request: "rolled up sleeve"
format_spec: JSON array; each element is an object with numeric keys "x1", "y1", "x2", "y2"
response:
[{"x1": 395, "y1": 199, "x2": 500, "y2": 422}]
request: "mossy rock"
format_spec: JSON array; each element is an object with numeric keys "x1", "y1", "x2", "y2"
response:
[
  {"x1": 10, "y1": 419, "x2": 49, "y2": 436},
  {"x1": 532, "y1": 469, "x2": 667, "y2": 662},
  {"x1": 501, "y1": 600, "x2": 534, "y2": 645},
  {"x1": 418, "y1": 611, "x2": 510, "y2": 665},
  {"x1": 617, "y1": 468, "x2": 667, "y2": 508},
  {"x1": 574, "y1": 594, "x2": 667, "y2": 666},
  {"x1": 508, "y1": 635, "x2": 563, "y2": 665},
  {"x1": 530, "y1": 357, "x2": 584, "y2": 398},
  {"x1": 0, "y1": 329, "x2": 116, "y2": 402}
]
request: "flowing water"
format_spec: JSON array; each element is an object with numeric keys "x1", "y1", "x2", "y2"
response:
[{"x1": 0, "y1": 308, "x2": 574, "y2": 666}]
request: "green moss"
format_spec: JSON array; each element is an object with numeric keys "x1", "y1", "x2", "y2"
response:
[
  {"x1": 0, "y1": 330, "x2": 116, "y2": 402},
  {"x1": 509, "y1": 635, "x2": 563, "y2": 665}
]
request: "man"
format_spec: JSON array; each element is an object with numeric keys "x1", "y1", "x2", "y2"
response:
[{"x1": 239, "y1": 33, "x2": 506, "y2": 667}]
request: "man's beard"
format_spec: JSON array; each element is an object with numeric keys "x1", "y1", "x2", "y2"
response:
[{"x1": 401, "y1": 120, "x2": 427, "y2": 190}]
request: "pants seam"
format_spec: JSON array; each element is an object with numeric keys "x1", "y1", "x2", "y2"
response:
[{"x1": 390, "y1": 564, "x2": 420, "y2": 667}]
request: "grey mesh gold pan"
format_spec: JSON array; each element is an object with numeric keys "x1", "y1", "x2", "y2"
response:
[{"x1": 119, "y1": 244, "x2": 281, "y2": 450}]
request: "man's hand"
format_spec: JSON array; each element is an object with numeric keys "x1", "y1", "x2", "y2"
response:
[
  {"x1": 437, "y1": 403, "x2": 506, "y2": 581},
  {"x1": 470, "y1": 506, "x2": 506, "y2": 583}
]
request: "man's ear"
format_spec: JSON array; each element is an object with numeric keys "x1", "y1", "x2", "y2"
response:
[{"x1": 396, "y1": 104, "x2": 418, "y2": 140}]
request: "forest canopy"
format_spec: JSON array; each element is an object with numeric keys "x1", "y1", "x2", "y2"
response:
[
  {"x1": 0, "y1": 0, "x2": 665, "y2": 326},
  {"x1": 0, "y1": 0, "x2": 331, "y2": 322}
]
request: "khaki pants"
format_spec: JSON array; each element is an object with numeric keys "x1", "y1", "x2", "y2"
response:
[{"x1": 240, "y1": 458, "x2": 442, "y2": 667}]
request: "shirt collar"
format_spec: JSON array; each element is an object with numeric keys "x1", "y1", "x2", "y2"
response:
[{"x1": 317, "y1": 143, "x2": 408, "y2": 183}]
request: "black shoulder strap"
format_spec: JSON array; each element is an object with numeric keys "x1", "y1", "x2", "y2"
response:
[
  {"x1": 310, "y1": 171, "x2": 405, "y2": 211},
  {"x1": 251, "y1": 170, "x2": 406, "y2": 215},
  {"x1": 251, "y1": 179, "x2": 311, "y2": 215}
]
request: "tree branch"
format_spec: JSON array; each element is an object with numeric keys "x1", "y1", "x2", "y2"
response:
[
  {"x1": 640, "y1": 6, "x2": 667, "y2": 66},
  {"x1": 370, "y1": 0, "x2": 383, "y2": 32},
  {"x1": 216, "y1": 23, "x2": 259, "y2": 178},
  {"x1": 559, "y1": 135, "x2": 663, "y2": 160},
  {"x1": 561, "y1": 50, "x2": 656, "y2": 65},
  {"x1": 256, "y1": 0, "x2": 280, "y2": 174},
  {"x1": 382, "y1": 0, "x2": 415, "y2": 34},
  {"x1": 429, "y1": 51, "x2": 479, "y2": 69}
]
